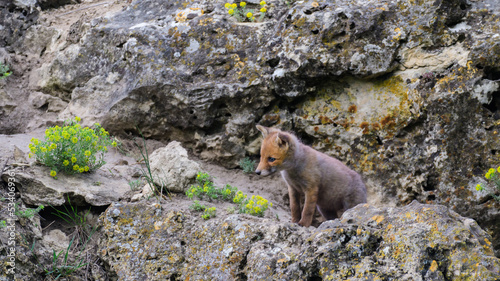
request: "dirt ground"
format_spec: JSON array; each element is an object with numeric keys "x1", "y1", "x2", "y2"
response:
[
  {"x1": 197, "y1": 158, "x2": 293, "y2": 223},
  {"x1": 119, "y1": 137, "x2": 295, "y2": 225}
]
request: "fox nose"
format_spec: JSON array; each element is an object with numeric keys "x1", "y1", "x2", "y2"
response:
[{"x1": 255, "y1": 170, "x2": 261, "y2": 175}]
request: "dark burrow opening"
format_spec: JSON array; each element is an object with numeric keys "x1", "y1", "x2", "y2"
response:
[{"x1": 482, "y1": 90, "x2": 500, "y2": 120}]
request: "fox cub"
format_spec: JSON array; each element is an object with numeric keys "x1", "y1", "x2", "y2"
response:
[{"x1": 255, "y1": 125, "x2": 367, "y2": 227}]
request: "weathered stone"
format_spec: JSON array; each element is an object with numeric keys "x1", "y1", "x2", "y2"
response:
[
  {"x1": 0, "y1": 88, "x2": 17, "y2": 127},
  {"x1": 98, "y1": 200, "x2": 500, "y2": 280},
  {"x1": 2, "y1": 165, "x2": 131, "y2": 206},
  {"x1": 2, "y1": 0, "x2": 500, "y2": 265},
  {"x1": 148, "y1": 141, "x2": 201, "y2": 193},
  {"x1": 42, "y1": 229, "x2": 69, "y2": 252},
  {"x1": 12, "y1": 0, "x2": 37, "y2": 11},
  {"x1": 21, "y1": 25, "x2": 61, "y2": 57},
  {"x1": 0, "y1": 133, "x2": 137, "y2": 207},
  {"x1": 0, "y1": 0, "x2": 39, "y2": 50},
  {"x1": 0, "y1": 199, "x2": 46, "y2": 280},
  {"x1": 28, "y1": 91, "x2": 67, "y2": 112}
]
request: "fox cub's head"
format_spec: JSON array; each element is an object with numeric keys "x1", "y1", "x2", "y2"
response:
[{"x1": 255, "y1": 125, "x2": 291, "y2": 176}]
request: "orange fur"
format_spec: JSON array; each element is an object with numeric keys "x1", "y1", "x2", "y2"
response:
[{"x1": 255, "y1": 125, "x2": 367, "y2": 227}]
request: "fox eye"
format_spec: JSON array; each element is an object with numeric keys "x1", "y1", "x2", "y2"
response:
[{"x1": 268, "y1": 157, "x2": 276, "y2": 162}]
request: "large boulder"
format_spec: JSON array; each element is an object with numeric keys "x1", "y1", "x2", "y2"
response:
[
  {"x1": 98, "y1": 200, "x2": 500, "y2": 280},
  {"x1": 148, "y1": 141, "x2": 201, "y2": 193}
]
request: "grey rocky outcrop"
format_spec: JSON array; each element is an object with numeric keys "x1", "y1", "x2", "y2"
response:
[
  {"x1": 20, "y1": 0, "x2": 499, "y2": 252},
  {"x1": 99, "y1": 200, "x2": 500, "y2": 280},
  {"x1": 1, "y1": 0, "x2": 500, "y2": 276}
]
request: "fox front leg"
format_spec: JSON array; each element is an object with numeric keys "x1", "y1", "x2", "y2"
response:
[
  {"x1": 298, "y1": 187, "x2": 319, "y2": 227},
  {"x1": 288, "y1": 185, "x2": 302, "y2": 224}
]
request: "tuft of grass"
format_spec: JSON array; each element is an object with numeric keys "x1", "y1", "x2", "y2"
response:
[
  {"x1": 50, "y1": 197, "x2": 89, "y2": 228},
  {"x1": 43, "y1": 235, "x2": 88, "y2": 279},
  {"x1": 49, "y1": 196, "x2": 97, "y2": 247},
  {"x1": 133, "y1": 127, "x2": 170, "y2": 203}
]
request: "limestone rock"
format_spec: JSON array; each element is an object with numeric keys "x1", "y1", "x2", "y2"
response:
[
  {"x1": 2, "y1": 165, "x2": 131, "y2": 206},
  {"x1": 0, "y1": 0, "x2": 39, "y2": 51},
  {"x1": 0, "y1": 133, "x2": 137, "y2": 207},
  {"x1": 0, "y1": 89, "x2": 17, "y2": 128},
  {"x1": 2, "y1": 0, "x2": 500, "y2": 257},
  {"x1": 21, "y1": 25, "x2": 61, "y2": 57},
  {"x1": 98, "y1": 200, "x2": 500, "y2": 280},
  {"x1": 28, "y1": 91, "x2": 67, "y2": 112},
  {"x1": 42, "y1": 229, "x2": 69, "y2": 252},
  {"x1": 148, "y1": 141, "x2": 201, "y2": 193}
]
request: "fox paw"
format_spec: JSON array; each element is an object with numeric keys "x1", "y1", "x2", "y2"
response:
[{"x1": 297, "y1": 219, "x2": 312, "y2": 227}]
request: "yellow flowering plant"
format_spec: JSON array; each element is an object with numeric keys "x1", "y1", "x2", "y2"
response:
[
  {"x1": 242, "y1": 195, "x2": 272, "y2": 216},
  {"x1": 224, "y1": 1, "x2": 267, "y2": 22},
  {"x1": 186, "y1": 172, "x2": 272, "y2": 218},
  {"x1": 0, "y1": 62, "x2": 11, "y2": 79},
  {"x1": 476, "y1": 167, "x2": 500, "y2": 201},
  {"x1": 189, "y1": 200, "x2": 217, "y2": 220},
  {"x1": 186, "y1": 172, "x2": 237, "y2": 201},
  {"x1": 29, "y1": 117, "x2": 117, "y2": 179},
  {"x1": 202, "y1": 207, "x2": 217, "y2": 220}
]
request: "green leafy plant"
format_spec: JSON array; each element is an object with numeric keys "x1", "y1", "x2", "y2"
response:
[
  {"x1": 0, "y1": 62, "x2": 11, "y2": 79},
  {"x1": 224, "y1": 1, "x2": 267, "y2": 22},
  {"x1": 476, "y1": 167, "x2": 500, "y2": 201},
  {"x1": 239, "y1": 157, "x2": 256, "y2": 173},
  {"x1": 128, "y1": 179, "x2": 143, "y2": 191},
  {"x1": 232, "y1": 191, "x2": 272, "y2": 216},
  {"x1": 186, "y1": 173, "x2": 237, "y2": 201},
  {"x1": 241, "y1": 195, "x2": 271, "y2": 216},
  {"x1": 190, "y1": 201, "x2": 217, "y2": 220},
  {"x1": 0, "y1": 220, "x2": 6, "y2": 228},
  {"x1": 29, "y1": 117, "x2": 117, "y2": 179},
  {"x1": 186, "y1": 172, "x2": 272, "y2": 218},
  {"x1": 202, "y1": 207, "x2": 217, "y2": 220},
  {"x1": 190, "y1": 200, "x2": 207, "y2": 212},
  {"x1": 232, "y1": 190, "x2": 247, "y2": 204},
  {"x1": 220, "y1": 184, "x2": 238, "y2": 201},
  {"x1": 15, "y1": 204, "x2": 44, "y2": 219}
]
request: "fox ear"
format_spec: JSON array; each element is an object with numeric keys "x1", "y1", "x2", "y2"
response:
[
  {"x1": 276, "y1": 133, "x2": 289, "y2": 149},
  {"x1": 256, "y1": 125, "x2": 269, "y2": 137}
]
